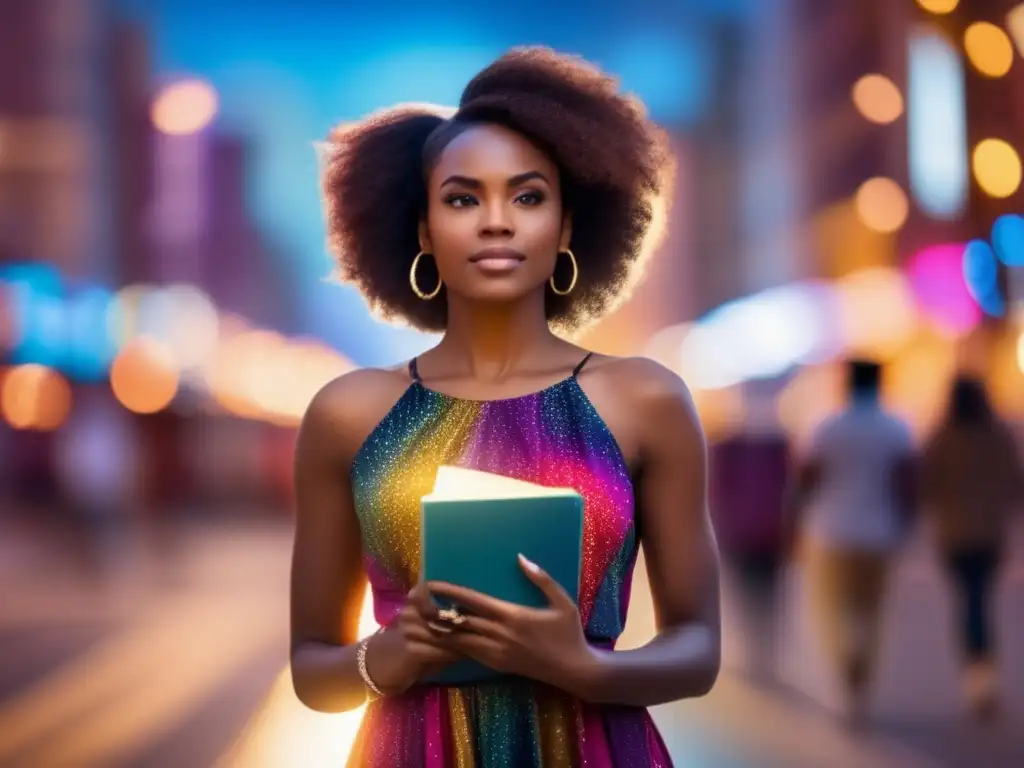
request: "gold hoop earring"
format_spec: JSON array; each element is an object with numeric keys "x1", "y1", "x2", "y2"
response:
[
  {"x1": 410, "y1": 251, "x2": 442, "y2": 300},
  {"x1": 549, "y1": 249, "x2": 578, "y2": 296}
]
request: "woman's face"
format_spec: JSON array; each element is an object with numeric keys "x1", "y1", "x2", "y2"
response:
[{"x1": 421, "y1": 123, "x2": 571, "y2": 305}]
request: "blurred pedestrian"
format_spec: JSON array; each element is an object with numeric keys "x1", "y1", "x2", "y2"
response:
[
  {"x1": 54, "y1": 386, "x2": 140, "y2": 583},
  {"x1": 920, "y1": 375, "x2": 1023, "y2": 720},
  {"x1": 788, "y1": 360, "x2": 916, "y2": 727},
  {"x1": 710, "y1": 387, "x2": 790, "y2": 685}
]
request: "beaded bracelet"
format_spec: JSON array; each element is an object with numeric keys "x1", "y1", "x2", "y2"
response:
[{"x1": 356, "y1": 631, "x2": 385, "y2": 698}]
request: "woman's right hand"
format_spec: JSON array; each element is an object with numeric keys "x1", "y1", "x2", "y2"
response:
[{"x1": 365, "y1": 582, "x2": 461, "y2": 695}]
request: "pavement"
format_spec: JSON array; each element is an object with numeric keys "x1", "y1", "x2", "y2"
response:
[{"x1": 0, "y1": 512, "x2": 1021, "y2": 767}]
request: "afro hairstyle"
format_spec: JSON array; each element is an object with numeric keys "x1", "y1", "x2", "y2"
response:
[{"x1": 320, "y1": 46, "x2": 673, "y2": 333}]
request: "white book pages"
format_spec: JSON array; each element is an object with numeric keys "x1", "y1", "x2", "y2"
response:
[{"x1": 423, "y1": 465, "x2": 579, "y2": 501}]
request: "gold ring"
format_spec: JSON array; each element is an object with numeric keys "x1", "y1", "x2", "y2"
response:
[{"x1": 437, "y1": 607, "x2": 467, "y2": 626}]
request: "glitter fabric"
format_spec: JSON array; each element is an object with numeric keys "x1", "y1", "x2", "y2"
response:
[{"x1": 346, "y1": 359, "x2": 674, "y2": 767}]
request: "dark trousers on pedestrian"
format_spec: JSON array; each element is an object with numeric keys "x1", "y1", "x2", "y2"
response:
[{"x1": 943, "y1": 547, "x2": 1001, "y2": 663}]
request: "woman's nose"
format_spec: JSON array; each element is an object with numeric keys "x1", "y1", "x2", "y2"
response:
[{"x1": 478, "y1": 203, "x2": 514, "y2": 238}]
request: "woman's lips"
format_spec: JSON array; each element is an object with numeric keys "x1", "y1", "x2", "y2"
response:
[{"x1": 469, "y1": 248, "x2": 526, "y2": 274}]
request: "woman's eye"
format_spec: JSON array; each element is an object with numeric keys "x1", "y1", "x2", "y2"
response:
[
  {"x1": 444, "y1": 194, "x2": 477, "y2": 208},
  {"x1": 516, "y1": 191, "x2": 545, "y2": 206}
]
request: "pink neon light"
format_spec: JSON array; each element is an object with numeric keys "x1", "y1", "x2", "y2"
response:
[{"x1": 905, "y1": 243, "x2": 981, "y2": 335}]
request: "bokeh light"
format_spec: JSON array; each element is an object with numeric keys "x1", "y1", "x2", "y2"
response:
[
  {"x1": 885, "y1": 330, "x2": 957, "y2": 436},
  {"x1": 110, "y1": 337, "x2": 180, "y2": 414},
  {"x1": 992, "y1": 214, "x2": 1024, "y2": 266},
  {"x1": 1018, "y1": 328, "x2": 1024, "y2": 374},
  {"x1": 201, "y1": 329, "x2": 353, "y2": 426},
  {"x1": 63, "y1": 287, "x2": 118, "y2": 381},
  {"x1": 989, "y1": 326, "x2": 1024, "y2": 419},
  {"x1": 0, "y1": 364, "x2": 72, "y2": 431},
  {"x1": 151, "y1": 79, "x2": 219, "y2": 135},
  {"x1": 907, "y1": 28, "x2": 968, "y2": 219},
  {"x1": 142, "y1": 284, "x2": 220, "y2": 371},
  {"x1": 107, "y1": 284, "x2": 153, "y2": 346},
  {"x1": 851, "y1": 74, "x2": 904, "y2": 124},
  {"x1": 964, "y1": 22, "x2": 1015, "y2": 78},
  {"x1": 1009, "y1": 4, "x2": 1024, "y2": 59},
  {"x1": 962, "y1": 239, "x2": 1005, "y2": 316},
  {"x1": 906, "y1": 243, "x2": 981, "y2": 336},
  {"x1": 855, "y1": 177, "x2": 909, "y2": 233},
  {"x1": 916, "y1": 0, "x2": 958, "y2": 13},
  {"x1": 679, "y1": 284, "x2": 833, "y2": 390},
  {"x1": 834, "y1": 268, "x2": 918, "y2": 360},
  {"x1": 642, "y1": 323, "x2": 693, "y2": 378},
  {"x1": 205, "y1": 329, "x2": 286, "y2": 420},
  {"x1": 776, "y1": 364, "x2": 844, "y2": 449},
  {"x1": 5, "y1": 276, "x2": 66, "y2": 369},
  {"x1": 973, "y1": 138, "x2": 1022, "y2": 198}
]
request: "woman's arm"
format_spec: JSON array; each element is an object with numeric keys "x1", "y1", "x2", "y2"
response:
[
  {"x1": 290, "y1": 371, "x2": 453, "y2": 712},
  {"x1": 289, "y1": 374, "x2": 379, "y2": 712},
  {"x1": 570, "y1": 360, "x2": 721, "y2": 707}
]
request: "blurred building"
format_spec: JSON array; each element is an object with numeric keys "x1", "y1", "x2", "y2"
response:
[
  {"x1": 108, "y1": 18, "x2": 156, "y2": 286},
  {"x1": 791, "y1": 0, "x2": 1024, "y2": 277},
  {"x1": 203, "y1": 133, "x2": 290, "y2": 330},
  {"x1": 584, "y1": 14, "x2": 751, "y2": 352},
  {"x1": 0, "y1": 1, "x2": 292, "y2": 508},
  {"x1": 686, "y1": 20, "x2": 745, "y2": 316},
  {"x1": 775, "y1": 0, "x2": 1024, "y2": 428},
  {"x1": 149, "y1": 92, "x2": 293, "y2": 329},
  {"x1": 789, "y1": 0, "x2": 911, "y2": 278},
  {"x1": 0, "y1": 0, "x2": 123, "y2": 496},
  {"x1": 735, "y1": 0, "x2": 806, "y2": 294},
  {"x1": 0, "y1": 0, "x2": 116, "y2": 279}
]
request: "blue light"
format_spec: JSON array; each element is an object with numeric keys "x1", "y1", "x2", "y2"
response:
[
  {"x1": 63, "y1": 287, "x2": 118, "y2": 381},
  {"x1": 1, "y1": 264, "x2": 66, "y2": 366},
  {"x1": 607, "y1": 30, "x2": 712, "y2": 126},
  {"x1": 0, "y1": 262, "x2": 64, "y2": 297},
  {"x1": 962, "y1": 239, "x2": 1005, "y2": 317},
  {"x1": 992, "y1": 214, "x2": 1024, "y2": 267},
  {"x1": 9, "y1": 285, "x2": 67, "y2": 367},
  {"x1": 337, "y1": 46, "x2": 501, "y2": 122},
  {"x1": 0, "y1": 265, "x2": 120, "y2": 377}
]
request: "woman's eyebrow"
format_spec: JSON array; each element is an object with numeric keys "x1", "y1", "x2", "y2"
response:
[
  {"x1": 439, "y1": 170, "x2": 550, "y2": 190},
  {"x1": 507, "y1": 171, "x2": 549, "y2": 187},
  {"x1": 439, "y1": 174, "x2": 480, "y2": 189}
]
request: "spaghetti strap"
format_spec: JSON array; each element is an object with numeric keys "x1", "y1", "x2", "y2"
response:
[
  {"x1": 408, "y1": 357, "x2": 421, "y2": 382},
  {"x1": 572, "y1": 351, "x2": 594, "y2": 377}
]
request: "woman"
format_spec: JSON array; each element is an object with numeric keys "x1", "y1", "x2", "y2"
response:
[
  {"x1": 921, "y1": 376, "x2": 1023, "y2": 719},
  {"x1": 290, "y1": 48, "x2": 721, "y2": 767}
]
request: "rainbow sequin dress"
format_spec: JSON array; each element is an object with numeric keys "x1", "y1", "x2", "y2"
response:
[{"x1": 346, "y1": 355, "x2": 673, "y2": 767}]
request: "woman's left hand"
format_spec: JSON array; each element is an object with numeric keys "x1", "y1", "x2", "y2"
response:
[{"x1": 426, "y1": 554, "x2": 599, "y2": 693}]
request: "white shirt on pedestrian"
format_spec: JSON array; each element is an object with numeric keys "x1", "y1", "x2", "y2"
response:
[{"x1": 803, "y1": 399, "x2": 915, "y2": 552}]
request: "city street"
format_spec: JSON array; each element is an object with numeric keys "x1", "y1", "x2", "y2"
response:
[
  {"x1": 0, "y1": 512, "x2": 1021, "y2": 767},
  {"x1": 3, "y1": 1, "x2": 1024, "y2": 766}
]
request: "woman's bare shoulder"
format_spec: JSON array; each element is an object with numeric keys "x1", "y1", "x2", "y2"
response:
[{"x1": 299, "y1": 365, "x2": 415, "y2": 462}]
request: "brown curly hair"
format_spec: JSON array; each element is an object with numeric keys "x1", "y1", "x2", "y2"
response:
[{"x1": 321, "y1": 47, "x2": 673, "y2": 333}]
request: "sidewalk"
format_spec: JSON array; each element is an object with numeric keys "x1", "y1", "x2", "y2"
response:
[{"x1": 0, "y1": 516, "x2": 1021, "y2": 766}]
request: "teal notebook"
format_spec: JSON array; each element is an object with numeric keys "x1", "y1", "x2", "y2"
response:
[{"x1": 419, "y1": 465, "x2": 584, "y2": 685}]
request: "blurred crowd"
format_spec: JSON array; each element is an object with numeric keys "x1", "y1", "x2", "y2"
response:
[{"x1": 711, "y1": 358, "x2": 1023, "y2": 728}]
